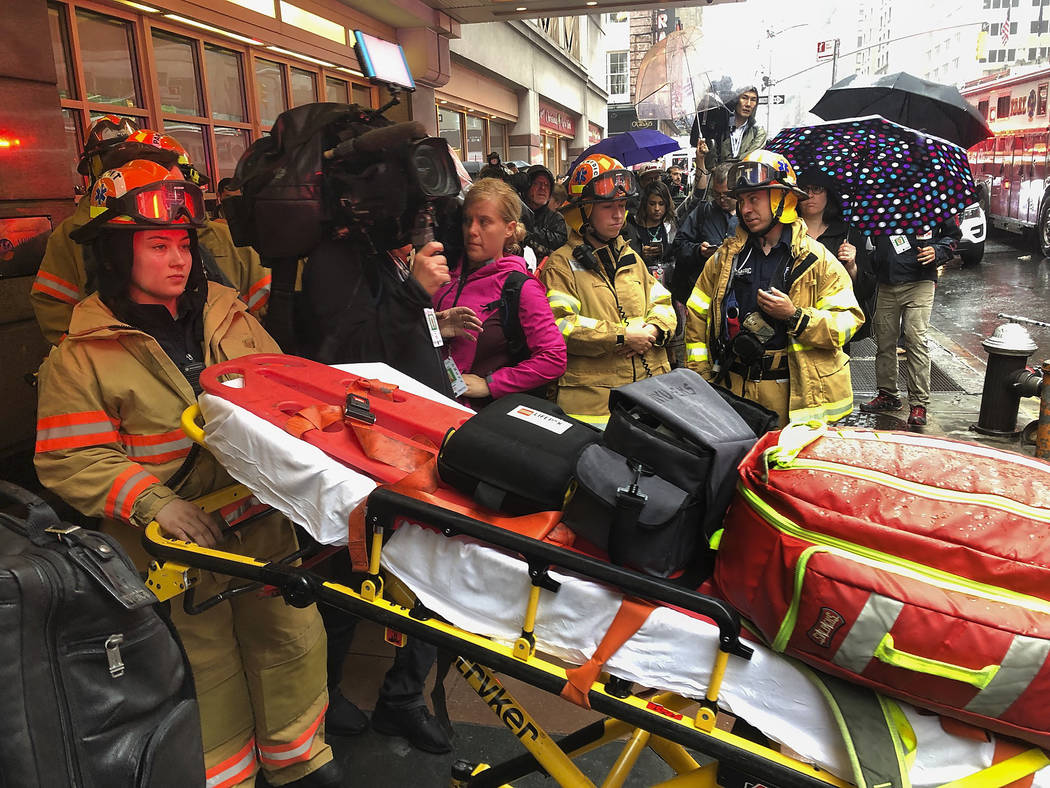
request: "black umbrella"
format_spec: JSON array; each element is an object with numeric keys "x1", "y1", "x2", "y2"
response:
[{"x1": 811, "y1": 72, "x2": 992, "y2": 150}]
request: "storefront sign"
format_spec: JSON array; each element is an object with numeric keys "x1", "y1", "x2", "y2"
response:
[
  {"x1": 539, "y1": 101, "x2": 576, "y2": 136},
  {"x1": 588, "y1": 123, "x2": 603, "y2": 146},
  {"x1": 652, "y1": 8, "x2": 676, "y2": 42},
  {"x1": 608, "y1": 106, "x2": 656, "y2": 134}
]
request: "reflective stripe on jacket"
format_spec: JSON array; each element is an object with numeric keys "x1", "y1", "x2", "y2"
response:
[
  {"x1": 538, "y1": 230, "x2": 676, "y2": 424},
  {"x1": 34, "y1": 282, "x2": 280, "y2": 528},
  {"x1": 684, "y1": 219, "x2": 864, "y2": 424}
]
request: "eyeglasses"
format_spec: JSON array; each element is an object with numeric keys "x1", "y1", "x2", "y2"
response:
[
  {"x1": 587, "y1": 169, "x2": 638, "y2": 200},
  {"x1": 802, "y1": 184, "x2": 827, "y2": 194}
]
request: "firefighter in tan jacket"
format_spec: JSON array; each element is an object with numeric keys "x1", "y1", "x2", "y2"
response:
[
  {"x1": 684, "y1": 151, "x2": 863, "y2": 426},
  {"x1": 538, "y1": 154, "x2": 676, "y2": 426},
  {"x1": 33, "y1": 160, "x2": 339, "y2": 788},
  {"x1": 31, "y1": 121, "x2": 270, "y2": 346}
]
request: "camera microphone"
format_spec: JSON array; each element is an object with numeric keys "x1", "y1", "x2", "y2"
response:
[{"x1": 324, "y1": 121, "x2": 427, "y2": 160}]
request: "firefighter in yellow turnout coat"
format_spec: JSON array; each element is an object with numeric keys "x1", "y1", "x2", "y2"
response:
[
  {"x1": 539, "y1": 155, "x2": 676, "y2": 426},
  {"x1": 684, "y1": 151, "x2": 863, "y2": 426},
  {"x1": 33, "y1": 161, "x2": 338, "y2": 788},
  {"x1": 32, "y1": 123, "x2": 270, "y2": 346}
]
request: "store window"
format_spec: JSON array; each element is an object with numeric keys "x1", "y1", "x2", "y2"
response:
[
  {"x1": 76, "y1": 9, "x2": 141, "y2": 107},
  {"x1": 438, "y1": 109, "x2": 463, "y2": 158},
  {"x1": 61, "y1": 109, "x2": 84, "y2": 192},
  {"x1": 607, "y1": 51, "x2": 629, "y2": 100},
  {"x1": 214, "y1": 127, "x2": 251, "y2": 180},
  {"x1": 205, "y1": 45, "x2": 246, "y2": 123},
  {"x1": 153, "y1": 30, "x2": 203, "y2": 117},
  {"x1": 255, "y1": 58, "x2": 287, "y2": 127},
  {"x1": 465, "y1": 115, "x2": 485, "y2": 162},
  {"x1": 49, "y1": 5, "x2": 74, "y2": 100},
  {"x1": 490, "y1": 122, "x2": 508, "y2": 160},
  {"x1": 352, "y1": 83, "x2": 373, "y2": 108},
  {"x1": 163, "y1": 121, "x2": 208, "y2": 176},
  {"x1": 325, "y1": 76, "x2": 349, "y2": 104},
  {"x1": 290, "y1": 67, "x2": 317, "y2": 106}
]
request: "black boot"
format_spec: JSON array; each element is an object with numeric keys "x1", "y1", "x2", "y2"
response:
[
  {"x1": 260, "y1": 759, "x2": 345, "y2": 788},
  {"x1": 370, "y1": 702, "x2": 452, "y2": 754},
  {"x1": 326, "y1": 686, "x2": 368, "y2": 736}
]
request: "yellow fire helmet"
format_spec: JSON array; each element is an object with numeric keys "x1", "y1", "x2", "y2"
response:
[
  {"x1": 726, "y1": 149, "x2": 809, "y2": 225},
  {"x1": 560, "y1": 153, "x2": 638, "y2": 234}
]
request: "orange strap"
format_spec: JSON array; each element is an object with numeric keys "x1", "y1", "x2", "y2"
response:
[
  {"x1": 284, "y1": 404, "x2": 343, "y2": 438},
  {"x1": 991, "y1": 737, "x2": 1040, "y2": 788},
  {"x1": 560, "y1": 597, "x2": 656, "y2": 709},
  {"x1": 354, "y1": 378, "x2": 400, "y2": 400}
]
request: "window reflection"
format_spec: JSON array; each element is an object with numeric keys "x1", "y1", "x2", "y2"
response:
[
  {"x1": 76, "y1": 10, "x2": 141, "y2": 107},
  {"x1": 255, "y1": 59, "x2": 287, "y2": 127},
  {"x1": 153, "y1": 30, "x2": 202, "y2": 117}
]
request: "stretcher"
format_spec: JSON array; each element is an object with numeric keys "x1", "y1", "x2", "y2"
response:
[{"x1": 143, "y1": 360, "x2": 1050, "y2": 788}]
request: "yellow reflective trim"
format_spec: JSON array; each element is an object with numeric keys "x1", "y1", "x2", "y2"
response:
[
  {"x1": 788, "y1": 341, "x2": 814, "y2": 353},
  {"x1": 556, "y1": 317, "x2": 575, "y2": 337},
  {"x1": 936, "y1": 748, "x2": 1050, "y2": 788},
  {"x1": 686, "y1": 290, "x2": 710, "y2": 316},
  {"x1": 577, "y1": 315, "x2": 599, "y2": 330},
  {"x1": 788, "y1": 394, "x2": 853, "y2": 424},
  {"x1": 650, "y1": 280, "x2": 672, "y2": 301},
  {"x1": 547, "y1": 290, "x2": 581, "y2": 313},
  {"x1": 565, "y1": 412, "x2": 609, "y2": 426},
  {"x1": 816, "y1": 288, "x2": 859, "y2": 310},
  {"x1": 686, "y1": 344, "x2": 708, "y2": 361},
  {"x1": 874, "y1": 633, "x2": 1000, "y2": 689}
]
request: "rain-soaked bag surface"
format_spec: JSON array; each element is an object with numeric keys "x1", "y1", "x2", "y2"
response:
[{"x1": 713, "y1": 424, "x2": 1050, "y2": 749}]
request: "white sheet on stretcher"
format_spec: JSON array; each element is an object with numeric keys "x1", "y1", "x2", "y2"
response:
[{"x1": 199, "y1": 364, "x2": 1047, "y2": 788}]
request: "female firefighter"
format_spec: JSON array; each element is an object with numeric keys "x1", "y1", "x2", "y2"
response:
[
  {"x1": 537, "y1": 154, "x2": 677, "y2": 426},
  {"x1": 33, "y1": 160, "x2": 339, "y2": 788}
]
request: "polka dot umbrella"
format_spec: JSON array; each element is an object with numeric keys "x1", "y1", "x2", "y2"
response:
[{"x1": 765, "y1": 115, "x2": 977, "y2": 234}]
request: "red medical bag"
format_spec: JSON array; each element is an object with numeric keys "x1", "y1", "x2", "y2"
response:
[{"x1": 713, "y1": 425, "x2": 1050, "y2": 747}]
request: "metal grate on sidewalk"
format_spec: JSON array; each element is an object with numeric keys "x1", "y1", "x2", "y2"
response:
[{"x1": 848, "y1": 337, "x2": 964, "y2": 396}]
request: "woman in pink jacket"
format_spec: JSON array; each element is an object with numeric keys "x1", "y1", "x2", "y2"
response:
[{"x1": 434, "y1": 177, "x2": 567, "y2": 408}]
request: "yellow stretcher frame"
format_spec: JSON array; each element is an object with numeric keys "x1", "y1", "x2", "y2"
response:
[{"x1": 142, "y1": 406, "x2": 1045, "y2": 788}]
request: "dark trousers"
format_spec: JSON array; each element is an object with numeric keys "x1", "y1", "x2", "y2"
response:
[
  {"x1": 322, "y1": 601, "x2": 435, "y2": 710},
  {"x1": 312, "y1": 531, "x2": 434, "y2": 710}
]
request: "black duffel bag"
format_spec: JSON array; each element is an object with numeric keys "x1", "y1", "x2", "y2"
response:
[
  {"x1": 0, "y1": 481, "x2": 205, "y2": 787},
  {"x1": 438, "y1": 394, "x2": 600, "y2": 515},
  {"x1": 603, "y1": 368, "x2": 772, "y2": 541},
  {"x1": 563, "y1": 444, "x2": 700, "y2": 577}
]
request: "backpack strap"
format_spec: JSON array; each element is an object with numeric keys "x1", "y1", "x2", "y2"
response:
[{"x1": 497, "y1": 271, "x2": 531, "y2": 365}]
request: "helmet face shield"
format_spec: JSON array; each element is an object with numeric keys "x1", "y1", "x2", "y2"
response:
[
  {"x1": 124, "y1": 180, "x2": 207, "y2": 226},
  {"x1": 588, "y1": 169, "x2": 637, "y2": 201},
  {"x1": 728, "y1": 160, "x2": 785, "y2": 192}
]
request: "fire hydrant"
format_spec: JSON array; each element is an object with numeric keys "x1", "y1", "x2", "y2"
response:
[{"x1": 974, "y1": 323, "x2": 1041, "y2": 437}]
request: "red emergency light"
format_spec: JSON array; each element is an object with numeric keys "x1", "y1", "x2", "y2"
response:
[{"x1": 0, "y1": 137, "x2": 22, "y2": 149}]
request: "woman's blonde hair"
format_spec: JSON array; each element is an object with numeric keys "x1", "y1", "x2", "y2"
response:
[{"x1": 464, "y1": 177, "x2": 527, "y2": 254}]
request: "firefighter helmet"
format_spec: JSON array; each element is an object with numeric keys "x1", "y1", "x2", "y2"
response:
[
  {"x1": 726, "y1": 150, "x2": 808, "y2": 225},
  {"x1": 70, "y1": 159, "x2": 206, "y2": 243},
  {"x1": 561, "y1": 154, "x2": 637, "y2": 234},
  {"x1": 121, "y1": 130, "x2": 210, "y2": 187},
  {"x1": 77, "y1": 115, "x2": 140, "y2": 178}
]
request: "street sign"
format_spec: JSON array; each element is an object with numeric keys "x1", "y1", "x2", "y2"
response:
[
  {"x1": 816, "y1": 39, "x2": 836, "y2": 60},
  {"x1": 757, "y1": 95, "x2": 785, "y2": 106}
]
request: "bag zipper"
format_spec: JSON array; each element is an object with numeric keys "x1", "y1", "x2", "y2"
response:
[
  {"x1": 777, "y1": 457, "x2": 1050, "y2": 525},
  {"x1": 30, "y1": 555, "x2": 83, "y2": 784},
  {"x1": 740, "y1": 484, "x2": 1050, "y2": 621}
]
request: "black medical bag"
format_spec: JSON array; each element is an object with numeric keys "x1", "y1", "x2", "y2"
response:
[
  {"x1": 562, "y1": 370, "x2": 771, "y2": 578},
  {"x1": 602, "y1": 368, "x2": 770, "y2": 540},
  {"x1": 562, "y1": 444, "x2": 700, "y2": 577},
  {"x1": 0, "y1": 481, "x2": 204, "y2": 787},
  {"x1": 438, "y1": 394, "x2": 600, "y2": 515}
]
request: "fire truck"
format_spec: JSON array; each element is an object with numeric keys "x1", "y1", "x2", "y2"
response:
[{"x1": 961, "y1": 66, "x2": 1050, "y2": 255}]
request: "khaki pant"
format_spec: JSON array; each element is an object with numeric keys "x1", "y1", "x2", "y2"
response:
[
  {"x1": 168, "y1": 515, "x2": 332, "y2": 788},
  {"x1": 873, "y1": 280, "x2": 935, "y2": 407}
]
